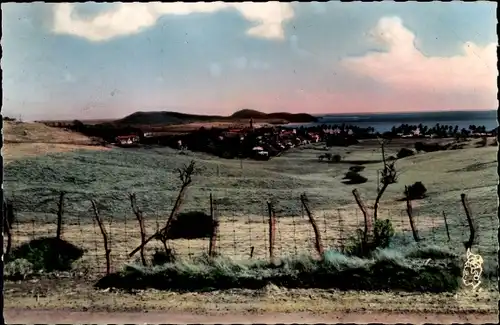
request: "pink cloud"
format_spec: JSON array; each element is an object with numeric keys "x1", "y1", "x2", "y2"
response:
[{"x1": 340, "y1": 17, "x2": 497, "y2": 106}]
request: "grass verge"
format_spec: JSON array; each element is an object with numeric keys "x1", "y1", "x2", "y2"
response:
[{"x1": 96, "y1": 245, "x2": 462, "y2": 293}]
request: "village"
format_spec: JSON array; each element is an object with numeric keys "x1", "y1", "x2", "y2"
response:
[
  {"x1": 113, "y1": 118, "x2": 326, "y2": 160},
  {"x1": 111, "y1": 117, "x2": 496, "y2": 161}
]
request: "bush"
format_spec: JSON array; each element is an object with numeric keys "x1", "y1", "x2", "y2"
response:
[
  {"x1": 342, "y1": 171, "x2": 368, "y2": 184},
  {"x1": 397, "y1": 148, "x2": 416, "y2": 159},
  {"x1": 7, "y1": 237, "x2": 84, "y2": 272},
  {"x1": 5, "y1": 259, "x2": 35, "y2": 280},
  {"x1": 373, "y1": 219, "x2": 395, "y2": 249},
  {"x1": 331, "y1": 154, "x2": 342, "y2": 163},
  {"x1": 406, "y1": 182, "x2": 427, "y2": 200},
  {"x1": 344, "y1": 219, "x2": 395, "y2": 257},
  {"x1": 166, "y1": 211, "x2": 218, "y2": 240}
]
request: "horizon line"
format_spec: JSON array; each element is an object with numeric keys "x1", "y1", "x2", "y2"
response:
[{"x1": 31, "y1": 108, "x2": 497, "y2": 122}]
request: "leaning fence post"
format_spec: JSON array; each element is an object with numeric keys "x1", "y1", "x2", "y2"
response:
[
  {"x1": 90, "y1": 200, "x2": 111, "y2": 276},
  {"x1": 352, "y1": 189, "x2": 372, "y2": 246},
  {"x1": 460, "y1": 193, "x2": 476, "y2": 249},
  {"x1": 267, "y1": 201, "x2": 276, "y2": 263},
  {"x1": 405, "y1": 186, "x2": 420, "y2": 242},
  {"x1": 300, "y1": 193, "x2": 324, "y2": 258},
  {"x1": 442, "y1": 211, "x2": 451, "y2": 242}
]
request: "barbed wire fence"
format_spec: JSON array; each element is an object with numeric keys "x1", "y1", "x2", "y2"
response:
[{"x1": 4, "y1": 192, "x2": 498, "y2": 280}]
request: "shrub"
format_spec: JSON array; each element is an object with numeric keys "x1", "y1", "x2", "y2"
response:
[
  {"x1": 331, "y1": 154, "x2": 342, "y2": 163},
  {"x1": 344, "y1": 219, "x2": 395, "y2": 257},
  {"x1": 406, "y1": 181, "x2": 427, "y2": 200},
  {"x1": 7, "y1": 237, "x2": 84, "y2": 272},
  {"x1": 5, "y1": 258, "x2": 35, "y2": 280},
  {"x1": 373, "y1": 219, "x2": 395, "y2": 249},
  {"x1": 397, "y1": 148, "x2": 415, "y2": 159},
  {"x1": 166, "y1": 211, "x2": 218, "y2": 240},
  {"x1": 343, "y1": 171, "x2": 368, "y2": 184}
]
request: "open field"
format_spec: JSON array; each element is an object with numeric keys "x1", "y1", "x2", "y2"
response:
[{"x1": 2, "y1": 121, "x2": 109, "y2": 164}]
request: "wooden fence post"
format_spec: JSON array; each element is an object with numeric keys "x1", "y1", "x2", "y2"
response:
[
  {"x1": 352, "y1": 189, "x2": 372, "y2": 245},
  {"x1": 56, "y1": 192, "x2": 65, "y2": 240},
  {"x1": 3, "y1": 200, "x2": 13, "y2": 257},
  {"x1": 91, "y1": 200, "x2": 111, "y2": 276},
  {"x1": 300, "y1": 194, "x2": 324, "y2": 258},
  {"x1": 442, "y1": 211, "x2": 451, "y2": 242},
  {"x1": 267, "y1": 201, "x2": 276, "y2": 262},
  {"x1": 129, "y1": 193, "x2": 147, "y2": 266},
  {"x1": 208, "y1": 193, "x2": 219, "y2": 258},
  {"x1": 460, "y1": 193, "x2": 476, "y2": 249}
]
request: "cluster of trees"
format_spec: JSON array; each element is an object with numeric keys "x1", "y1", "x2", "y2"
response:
[
  {"x1": 389, "y1": 123, "x2": 489, "y2": 138},
  {"x1": 69, "y1": 120, "x2": 144, "y2": 143}
]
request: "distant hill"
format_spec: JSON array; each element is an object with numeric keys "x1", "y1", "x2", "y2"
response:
[
  {"x1": 267, "y1": 112, "x2": 318, "y2": 123},
  {"x1": 115, "y1": 109, "x2": 318, "y2": 126},
  {"x1": 231, "y1": 109, "x2": 317, "y2": 123},
  {"x1": 230, "y1": 109, "x2": 269, "y2": 119},
  {"x1": 117, "y1": 111, "x2": 224, "y2": 126}
]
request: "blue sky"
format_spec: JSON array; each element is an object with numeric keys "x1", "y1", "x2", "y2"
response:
[{"x1": 2, "y1": 2, "x2": 497, "y2": 120}]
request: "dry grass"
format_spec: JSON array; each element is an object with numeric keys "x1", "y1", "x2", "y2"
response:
[
  {"x1": 3, "y1": 121, "x2": 109, "y2": 164},
  {"x1": 3, "y1": 143, "x2": 110, "y2": 164}
]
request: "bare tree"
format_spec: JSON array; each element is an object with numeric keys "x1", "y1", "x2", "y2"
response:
[
  {"x1": 129, "y1": 160, "x2": 196, "y2": 258},
  {"x1": 373, "y1": 137, "x2": 398, "y2": 221}
]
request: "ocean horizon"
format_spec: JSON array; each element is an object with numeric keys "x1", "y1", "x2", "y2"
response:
[{"x1": 292, "y1": 110, "x2": 498, "y2": 133}]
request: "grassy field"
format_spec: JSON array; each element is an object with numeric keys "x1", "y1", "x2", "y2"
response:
[
  {"x1": 3, "y1": 132, "x2": 498, "y2": 313},
  {"x1": 4, "y1": 138, "x2": 498, "y2": 278}
]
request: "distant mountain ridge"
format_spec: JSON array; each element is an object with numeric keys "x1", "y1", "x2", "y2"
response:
[{"x1": 115, "y1": 109, "x2": 318, "y2": 125}]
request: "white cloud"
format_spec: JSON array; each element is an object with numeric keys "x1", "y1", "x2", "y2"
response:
[
  {"x1": 52, "y1": 2, "x2": 294, "y2": 42},
  {"x1": 209, "y1": 63, "x2": 222, "y2": 78},
  {"x1": 342, "y1": 17, "x2": 498, "y2": 97}
]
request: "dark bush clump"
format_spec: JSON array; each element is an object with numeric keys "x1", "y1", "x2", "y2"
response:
[
  {"x1": 406, "y1": 182, "x2": 427, "y2": 200},
  {"x1": 166, "y1": 211, "x2": 218, "y2": 240},
  {"x1": 397, "y1": 148, "x2": 415, "y2": 159},
  {"x1": 8, "y1": 237, "x2": 84, "y2": 272},
  {"x1": 342, "y1": 171, "x2": 368, "y2": 184},
  {"x1": 331, "y1": 154, "x2": 342, "y2": 163}
]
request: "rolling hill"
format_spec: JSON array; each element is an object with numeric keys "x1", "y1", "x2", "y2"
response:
[{"x1": 114, "y1": 109, "x2": 318, "y2": 126}]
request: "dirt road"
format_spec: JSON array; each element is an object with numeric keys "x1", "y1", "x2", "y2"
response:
[{"x1": 4, "y1": 309, "x2": 498, "y2": 324}]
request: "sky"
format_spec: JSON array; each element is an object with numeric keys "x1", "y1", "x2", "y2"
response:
[{"x1": 2, "y1": 2, "x2": 498, "y2": 121}]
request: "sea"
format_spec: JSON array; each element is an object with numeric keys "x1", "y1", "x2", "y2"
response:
[{"x1": 288, "y1": 110, "x2": 498, "y2": 133}]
